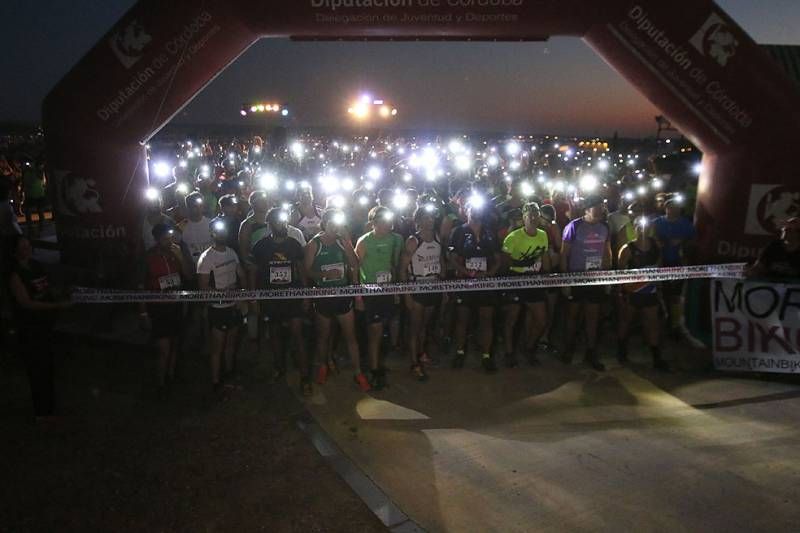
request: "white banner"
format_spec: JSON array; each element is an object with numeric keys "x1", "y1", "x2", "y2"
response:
[{"x1": 712, "y1": 278, "x2": 800, "y2": 373}]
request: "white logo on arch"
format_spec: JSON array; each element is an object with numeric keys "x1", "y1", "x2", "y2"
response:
[
  {"x1": 109, "y1": 19, "x2": 151, "y2": 69},
  {"x1": 690, "y1": 12, "x2": 739, "y2": 67},
  {"x1": 745, "y1": 184, "x2": 800, "y2": 236}
]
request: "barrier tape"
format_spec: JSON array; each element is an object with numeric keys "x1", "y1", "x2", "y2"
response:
[{"x1": 70, "y1": 263, "x2": 745, "y2": 304}]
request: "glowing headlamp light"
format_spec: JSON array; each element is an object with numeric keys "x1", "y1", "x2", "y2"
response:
[
  {"x1": 259, "y1": 172, "x2": 279, "y2": 191},
  {"x1": 332, "y1": 212, "x2": 347, "y2": 226},
  {"x1": 520, "y1": 182, "x2": 535, "y2": 197},
  {"x1": 153, "y1": 161, "x2": 171, "y2": 179},
  {"x1": 468, "y1": 193, "x2": 486, "y2": 210},
  {"x1": 329, "y1": 195, "x2": 346, "y2": 208},
  {"x1": 145, "y1": 188, "x2": 160, "y2": 202},
  {"x1": 392, "y1": 193, "x2": 409, "y2": 210}
]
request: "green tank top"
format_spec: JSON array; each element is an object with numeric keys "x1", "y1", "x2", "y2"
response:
[
  {"x1": 357, "y1": 231, "x2": 402, "y2": 284},
  {"x1": 23, "y1": 168, "x2": 45, "y2": 199},
  {"x1": 311, "y1": 236, "x2": 348, "y2": 287},
  {"x1": 250, "y1": 223, "x2": 269, "y2": 250}
]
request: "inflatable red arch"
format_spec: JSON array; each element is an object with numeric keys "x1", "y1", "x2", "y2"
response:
[{"x1": 43, "y1": 0, "x2": 800, "y2": 282}]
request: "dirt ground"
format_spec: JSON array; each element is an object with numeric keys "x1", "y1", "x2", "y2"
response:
[{"x1": 0, "y1": 331, "x2": 386, "y2": 533}]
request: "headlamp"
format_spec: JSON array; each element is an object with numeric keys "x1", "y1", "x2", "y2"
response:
[
  {"x1": 145, "y1": 188, "x2": 160, "y2": 202},
  {"x1": 520, "y1": 181, "x2": 535, "y2": 197},
  {"x1": 467, "y1": 193, "x2": 486, "y2": 210},
  {"x1": 259, "y1": 172, "x2": 279, "y2": 191},
  {"x1": 332, "y1": 212, "x2": 347, "y2": 226},
  {"x1": 153, "y1": 161, "x2": 171, "y2": 179},
  {"x1": 392, "y1": 193, "x2": 409, "y2": 210}
]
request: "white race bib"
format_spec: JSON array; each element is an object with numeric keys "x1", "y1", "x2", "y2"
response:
[
  {"x1": 269, "y1": 266, "x2": 292, "y2": 284},
  {"x1": 423, "y1": 262, "x2": 441, "y2": 276},
  {"x1": 321, "y1": 262, "x2": 345, "y2": 281},
  {"x1": 585, "y1": 257, "x2": 602, "y2": 271},
  {"x1": 158, "y1": 272, "x2": 181, "y2": 290},
  {"x1": 376, "y1": 271, "x2": 392, "y2": 284},
  {"x1": 466, "y1": 256, "x2": 487, "y2": 272}
]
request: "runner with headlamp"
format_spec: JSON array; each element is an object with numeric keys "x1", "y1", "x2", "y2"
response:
[
  {"x1": 448, "y1": 193, "x2": 503, "y2": 373},
  {"x1": 399, "y1": 203, "x2": 446, "y2": 381},
  {"x1": 501, "y1": 202, "x2": 551, "y2": 367},
  {"x1": 355, "y1": 206, "x2": 403, "y2": 390},
  {"x1": 305, "y1": 208, "x2": 371, "y2": 392},
  {"x1": 252, "y1": 207, "x2": 312, "y2": 394}
]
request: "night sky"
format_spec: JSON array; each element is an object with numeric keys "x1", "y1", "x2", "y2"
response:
[{"x1": 1, "y1": 0, "x2": 799, "y2": 136}]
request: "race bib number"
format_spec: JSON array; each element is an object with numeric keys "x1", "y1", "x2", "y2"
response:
[
  {"x1": 376, "y1": 271, "x2": 392, "y2": 284},
  {"x1": 321, "y1": 262, "x2": 345, "y2": 281},
  {"x1": 466, "y1": 256, "x2": 487, "y2": 272},
  {"x1": 158, "y1": 272, "x2": 181, "y2": 290},
  {"x1": 524, "y1": 260, "x2": 542, "y2": 274},
  {"x1": 585, "y1": 257, "x2": 602, "y2": 271},
  {"x1": 424, "y1": 262, "x2": 441, "y2": 276},
  {"x1": 269, "y1": 266, "x2": 292, "y2": 284}
]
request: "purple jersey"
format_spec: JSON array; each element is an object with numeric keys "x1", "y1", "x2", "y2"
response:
[{"x1": 562, "y1": 218, "x2": 609, "y2": 272}]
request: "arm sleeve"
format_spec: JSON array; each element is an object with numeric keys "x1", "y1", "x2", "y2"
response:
[
  {"x1": 562, "y1": 221, "x2": 576, "y2": 243},
  {"x1": 196, "y1": 252, "x2": 212, "y2": 275}
]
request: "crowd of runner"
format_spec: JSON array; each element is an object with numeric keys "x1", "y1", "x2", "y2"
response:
[{"x1": 130, "y1": 133, "x2": 702, "y2": 399}]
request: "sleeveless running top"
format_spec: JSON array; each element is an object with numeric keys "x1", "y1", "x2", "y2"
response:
[
  {"x1": 311, "y1": 236, "x2": 349, "y2": 287},
  {"x1": 409, "y1": 233, "x2": 442, "y2": 279},
  {"x1": 250, "y1": 222, "x2": 269, "y2": 250},
  {"x1": 357, "y1": 231, "x2": 403, "y2": 284},
  {"x1": 296, "y1": 205, "x2": 322, "y2": 240}
]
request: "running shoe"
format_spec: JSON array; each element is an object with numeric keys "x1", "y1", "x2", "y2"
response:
[
  {"x1": 419, "y1": 352, "x2": 438, "y2": 368},
  {"x1": 316, "y1": 365, "x2": 329, "y2": 385},
  {"x1": 328, "y1": 359, "x2": 340, "y2": 375},
  {"x1": 410, "y1": 364, "x2": 428, "y2": 382},
  {"x1": 452, "y1": 350, "x2": 466, "y2": 369},
  {"x1": 354, "y1": 373, "x2": 372, "y2": 392},
  {"x1": 526, "y1": 350, "x2": 541, "y2": 367}
]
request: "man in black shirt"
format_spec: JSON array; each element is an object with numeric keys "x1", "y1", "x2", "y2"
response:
[
  {"x1": 251, "y1": 208, "x2": 311, "y2": 395},
  {"x1": 747, "y1": 218, "x2": 800, "y2": 280}
]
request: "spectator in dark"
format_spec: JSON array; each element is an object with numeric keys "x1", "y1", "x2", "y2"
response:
[
  {"x1": 0, "y1": 179, "x2": 22, "y2": 238},
  {"x1": 7, "y1": 234, "x2": 71, "y2": 419},
  {"x1": 746, "y1": 217, "x2": 800, "y2": 280}
]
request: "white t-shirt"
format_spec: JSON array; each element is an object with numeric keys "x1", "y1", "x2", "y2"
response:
[
  {"x1": 196, "y1": 246, "x2": 240, "y2": 308},
  {"x1": 182, "y1": 217, "x2": 212, "y2": 268}
]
